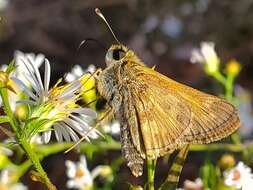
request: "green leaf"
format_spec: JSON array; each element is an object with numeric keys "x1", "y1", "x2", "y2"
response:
[{"x1": 6, "y1": 59, "x2": 16, "y2": 74}]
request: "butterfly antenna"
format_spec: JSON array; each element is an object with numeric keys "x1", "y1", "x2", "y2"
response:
[
  {"x1": 95, "y1": 8, "x2": 121, "y2": 44},
  {"x1": 77, "y1": 38, "x2": 106, "y2": 52}
]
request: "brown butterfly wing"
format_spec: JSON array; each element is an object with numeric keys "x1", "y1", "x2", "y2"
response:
[{"x1": 123, "y1": 62, "x2": 240, "y2": 159}]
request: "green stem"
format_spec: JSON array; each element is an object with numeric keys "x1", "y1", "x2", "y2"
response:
[
  {"x1": 189, "y1": 143, "x2": 246, "y2": 152},
  {"x1": 0, "y1": 116, "x2": 9, "y2": 123},
  {"x1": 16, "y1": 160, "x2": 33, "y2": 180},
  {"x1": 212, "y1": 71, "x2": 226, "y2": 86},
  {"x1": 225, "y1": 75, "x2": 235, "y2": 101},
  {"x1": 0, "y1": 88, "x2": 20, "y2": 136},
  {"x1": 20, "y1": 138, "x2": 57, "y2": 190},
  {"x1": 146, "y1": 158, "x2": 157, "y2": 190}
]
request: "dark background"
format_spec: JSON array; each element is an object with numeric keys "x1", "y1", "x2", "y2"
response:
[{"x1": 0, "y1": 0, "x2": 253, "y2": 189}]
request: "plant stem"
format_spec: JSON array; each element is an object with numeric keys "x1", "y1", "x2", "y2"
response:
[
  {"x1": 212, "y1": 71, "x2": 226, "y2": 86},
  {"x1": 0, "y1": 116, "x2": 9, "y2": 123},
  {"x1": 0, "y1": 88, "x2": 20, "y2": 136},
  {"x1": 146, "y1": 158, "x2": 157, "y2": 190},
  {"x1": 20, "y1": 138, "x2": 57, "y2": 190},
  {"x1": 225, "y1": 75, "x2": 234, "y2": 101}
]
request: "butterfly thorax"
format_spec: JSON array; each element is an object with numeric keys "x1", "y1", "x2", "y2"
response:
[{"x1": 96, "y1": 63, "x2": 121, "y2": 104}]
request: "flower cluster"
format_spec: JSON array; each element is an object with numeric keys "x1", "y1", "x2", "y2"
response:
[{"x1": 10, "y1": 52, "x2": 100, "y2": 144}]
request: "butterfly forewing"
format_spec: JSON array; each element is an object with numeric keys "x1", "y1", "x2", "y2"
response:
[{"x1": 123, "y1": 61, "x2": 240, "y2": 159}]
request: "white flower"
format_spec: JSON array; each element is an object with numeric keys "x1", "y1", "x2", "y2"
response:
[
  {"x1": 65, "y1": 64, "x2": 96, "y2": 83},
  {"x1": 190, "y1": 42, "x2": 220, "y2": 74},
  {"x1": 66, "y1": 155, "x2": 93, "y2": 189},
  {"x1": 0, "y1": 169, "x2": 27, "y2": 190},
  {"x1": 66, "y1": 155, "x2": 112, "y2": 190},
  {"x1": 183, "y1": 178, "x2": 203, "y2": 190},
  {"x1": 224, "y1": 161, "x2": 253, "y2": 190},
  {"x1": 102, "y1": 121, "x2": 120, "y2": 135},
  {"x1": 11, "y1": 53, "x2": 100, "y2": 144}
]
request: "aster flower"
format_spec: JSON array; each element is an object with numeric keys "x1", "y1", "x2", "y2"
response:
[
  {"x1": 190, "y1": 42, "x2": 220, "y2": 74},
  {"x1": 0, "y1": 169, "x2": 27, "y2": 190},
  {"x1": 65, "y1": 155, "x2": 113, "y2": 190},
  {"x1": 224, "y1": 161, "x2": 253, "y2": 190},
  {"x1": 11, "y1": 53, "x2": 100, "y2": 144}
]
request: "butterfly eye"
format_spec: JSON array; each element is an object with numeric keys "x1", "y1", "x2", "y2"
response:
[
  {"x1": 112, "y1": 49, "x2": 125, "y2": 60},
  {"x1": 106, "y1": 48, "x2": 126, "y2": 65}
]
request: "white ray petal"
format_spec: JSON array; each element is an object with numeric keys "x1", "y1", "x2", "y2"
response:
[
  {"x1": 62, "y1": 123, "x2": 80, "y2": 142},
  {"x1": 54, "y1": 123, "x2": 63, "y2": 142},
  {"x1": 57, "y1": 80, "x2": 80, "y2": 99},
  {"x1": 26, "y1": 57, "x2": 45, "y2": 95},
  {"x1": 69, "y1": 115, "x2": 90, "y2": 129},
  {"x1": 20, "y1": 57, "x2": 41, "y2": 93},
  {"x1": 11, "y1": 78, "x2": 38, "y2": 100},
  {"x1": 42, "y1": 130, "x2": 52, "y2": 143},
  {"x1": 34, "y1": 54, "x2": 45, "y2": 68},
  {"x1": 44, "y1": 59, "x2": 51, "y2": 94},
  {"x1": 71, "y1": 108, "x2": 97, "y2": 118},
  {"x1": 16, "y1": 99, "x2": 36, "y2": 105},
  {"x1": 58, "y1": 124, "x2": 71, "y2": 142},
  {"x1": 64, "y1": 118, "x2": 85, "y2": 134},
  {"x1": 23, "y1": 73, "x2": 40, "y2": 95}
]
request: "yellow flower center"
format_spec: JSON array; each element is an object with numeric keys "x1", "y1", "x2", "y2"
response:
[
  {"x1": 75, "y1": 168, "x2": 85, "y2": 178},
  {"x1": 232, "y1": 170, "x2": 241, "y2": 181}
]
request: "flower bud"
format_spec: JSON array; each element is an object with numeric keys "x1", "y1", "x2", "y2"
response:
[
  {"x1": 225, "y1": 59, "x2": 241, "y2": 77},
  {"x1": 219, "y1": 154, "x2": 236, "y2": 170},
  {"x1": 15, "y1": 104, "x2": 28, "y2": 121}
]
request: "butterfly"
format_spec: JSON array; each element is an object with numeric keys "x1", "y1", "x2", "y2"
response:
[{"x1": 93, "y1": 8, "x2": 240, "y2": 177}]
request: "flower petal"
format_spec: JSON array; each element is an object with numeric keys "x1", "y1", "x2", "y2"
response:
[
  {"x1": 57, "y1": 80, "x2": 80, "y2": 99},
  {"x1": 44, "y1": 59, "x2": 51, "y2": 94},
  {"x1": 71, "y1": 108, "x2": 97, "y2": 118},
  {"x1": 11, "y1": 77, "x2": 38, "y2": 100},
  {"x1": 42, "y1": 130, "x2": 52, "y2": 143}
]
